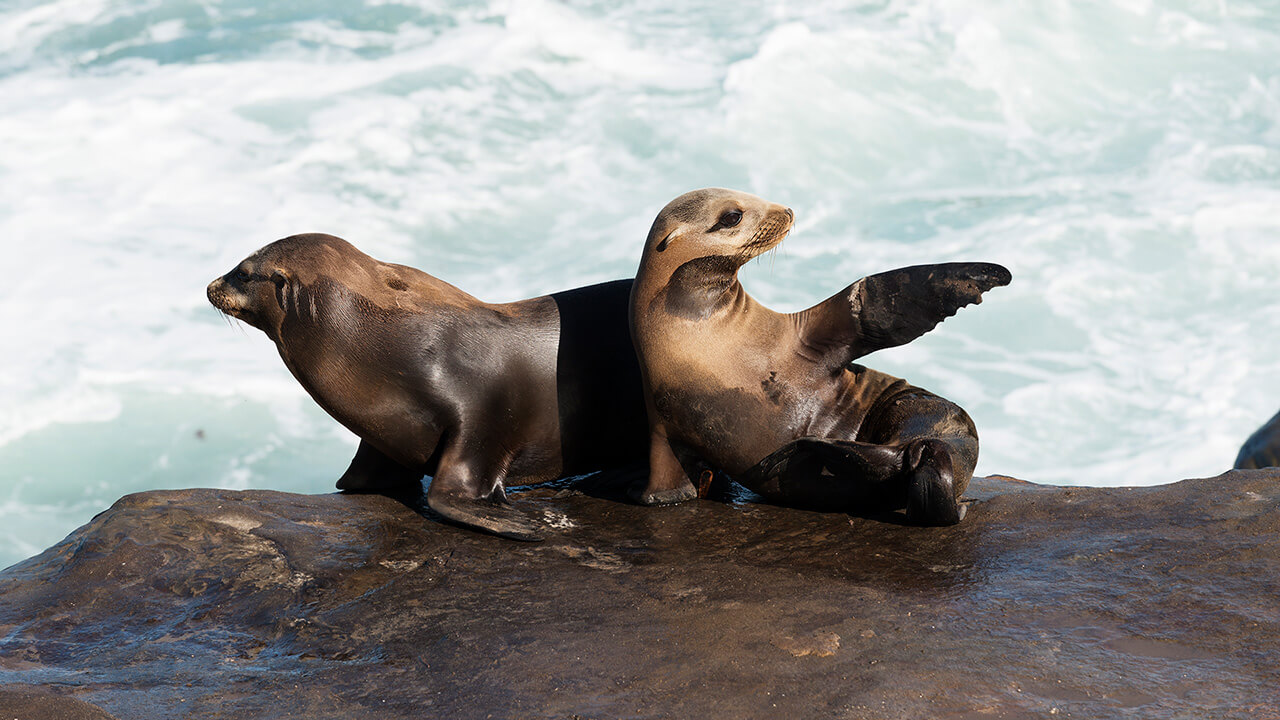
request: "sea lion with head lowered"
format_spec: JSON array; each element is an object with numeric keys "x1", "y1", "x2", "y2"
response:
[
  {"x1": 208, "y1": 233, "x2": 647, "y2": 540},
  {"x1": 629, "y1": 189, "x2": 1011, "y2": 525}
]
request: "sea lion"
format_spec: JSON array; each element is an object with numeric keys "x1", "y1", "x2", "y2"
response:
[
  {"x1": 208, "y1": 233, "x2": 647, "y2": 540},
  {"x1": 629, "y1": 189, "x2": 1011, "y2": 525},
  {"x1": 1235, "y1": 409, "x2": 1280, "y2": 469}
]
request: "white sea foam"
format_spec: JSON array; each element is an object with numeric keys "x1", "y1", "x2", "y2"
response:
[{"x1": 1, "y1": 0, "x2": 1278, "y2": 567}]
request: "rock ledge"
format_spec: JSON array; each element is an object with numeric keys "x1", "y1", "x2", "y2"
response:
[{"x1": 2, "y1": 471, "x2": 1279, "y2": 719}]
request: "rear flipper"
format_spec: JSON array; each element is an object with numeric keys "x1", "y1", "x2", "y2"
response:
[
  {"x1": 337, "y1": 439, "x2": 426, "y2": 492},
  {"x1": 739, "y1": 437, "x2": 901, "y2": 510},
  {"x1": 904, "y1": 439, "x2": 965, "y2": 525},
  {"x1": 737, "y1": 436, "x2": 966, "y2": 526}
]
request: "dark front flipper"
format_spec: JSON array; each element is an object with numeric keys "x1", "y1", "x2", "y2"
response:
[
  {"x1": 424, "y1": 442, "x2": 545, "y2": 542},
  {"x1": 336, "y1": 440, "x2": 426, "y2": 492},
  {"x1": 795, "y1": 262, "x2": 1011, "y2": 369},
  {"x1": 629, "y1": 428, "x2": 697, "y2": 506},
  {"x1": 426, "y1": 491, "x2": 545, "y2": 542}
]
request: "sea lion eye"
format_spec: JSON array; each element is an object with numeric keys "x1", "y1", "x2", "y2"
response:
[
  {"x1": 235, "y1": 269, "x2": 252, "y2": 283},
  {"x1": 715, "y1": 209, "x2": 743, "y2": 230}
]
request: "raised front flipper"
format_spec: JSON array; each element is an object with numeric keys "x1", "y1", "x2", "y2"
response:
[
  {"x1": 336, "y1": 439, "x2": 427, "y2": 492},
  {"x1": 425, "y1": 440, "x2": 545, "y2": 542},
  {"x1": 795, "y1": 262, "x2": 1011, "y2": 369}
]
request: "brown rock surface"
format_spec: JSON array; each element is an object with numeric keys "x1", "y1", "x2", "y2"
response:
[{"x1": 1, "y1": 470, "x2": 1278, "y2": 719}]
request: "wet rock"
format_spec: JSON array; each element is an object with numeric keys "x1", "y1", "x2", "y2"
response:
[
  {"x1": 1, "y1": 470, "x2": 1279, "y2": 719},
  {"x1": 0, "y1": 686, "x2": 118, "y2": 720}
]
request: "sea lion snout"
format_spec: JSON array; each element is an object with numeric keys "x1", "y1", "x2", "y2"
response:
[
  {"x1": 207, "y1": 271, "x2": 254, "y2": 313},
  {"x1": 206, "y1": 276, "x2": 233, "y2": 312},
  {"x1": 741, "y1": 203, "x2": 795, "y2": 258},
  {"x1": 207, "y1": 264, "x2": 273, "y2": 331}
]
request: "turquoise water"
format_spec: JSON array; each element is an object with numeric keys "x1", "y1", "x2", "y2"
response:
[{"x1": 3, "y1": 0, "x2": 1279, "y2": 568}]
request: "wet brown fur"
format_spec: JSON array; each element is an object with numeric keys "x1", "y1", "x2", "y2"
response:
[
  {"x1": 630, "y1": 189, "x2": 1009, "y2": 520},
  {"x1": 209, "y1": 233, "x2": 646, "y2": 540}
]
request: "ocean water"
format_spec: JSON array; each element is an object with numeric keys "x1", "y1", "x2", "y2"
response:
[{"x1": 2, "y1": 0, "x2": 1279, "y2": 568}]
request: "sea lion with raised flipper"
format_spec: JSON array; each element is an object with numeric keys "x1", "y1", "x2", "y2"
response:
[
  {"x1": 629, "y1": 189, "x2": 1011, "y2": 525},
  {"x1": 208, "y1": 233, "x2": 647, "y2": 540}
]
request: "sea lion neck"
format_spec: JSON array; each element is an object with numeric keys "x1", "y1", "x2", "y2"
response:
[
  {"x1": 655, "y1": 254, "x2": 746, "y2": 321},
  {"x1": 269, "y1": 275, "x2": 428, "y2": 385}
]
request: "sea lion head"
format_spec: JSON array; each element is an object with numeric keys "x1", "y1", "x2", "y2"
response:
[
  {"x1": 207, "y1": 233, "x2": 379, "y2": 339},
  {"x1": 640, "y1": 188, "x2": 794, "y2": 272}
]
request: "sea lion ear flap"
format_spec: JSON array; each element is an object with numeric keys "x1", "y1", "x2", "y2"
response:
[
  {"x1": 270, "y1": 270, "x2": 291, "y2": 310},
  {"x1": 800, "y1": 262, "x2": 1012, "y2": 366},
  {"x1": 655, "y1": 230, "x2": 677, "y2": 253}
]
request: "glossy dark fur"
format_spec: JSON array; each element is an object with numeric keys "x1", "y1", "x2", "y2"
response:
[
  {"x1": 630, "y1": 189, "x2": 1011, "y2": 525},
  {"x1": 1235, "y1": 409, "x2": 1280, "y2": 470},
  {"x1": 208, "y1": 234, "x2": 646, "y2": 540}
]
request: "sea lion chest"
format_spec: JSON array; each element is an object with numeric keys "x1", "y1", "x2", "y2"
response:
[{"x1": 643, "y1": 308, "x2": 832, "y2": 473}]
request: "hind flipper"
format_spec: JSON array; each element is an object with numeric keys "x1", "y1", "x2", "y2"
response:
[
  {"x1": 903, "y1": 438, "x2": 964, "y2": 526},
  {"x1": 737, "y1": 436, "x2": 966, "y2": 525},
  {"x1": 737, "y1": 437, "x2": 904, "y2": 510}
]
